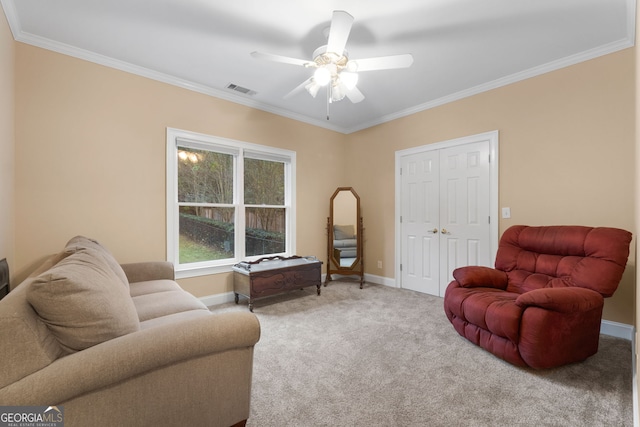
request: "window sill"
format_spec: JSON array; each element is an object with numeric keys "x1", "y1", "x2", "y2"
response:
[{"x1": 174, "y1": 252, "x2": 295, "y2": 279}]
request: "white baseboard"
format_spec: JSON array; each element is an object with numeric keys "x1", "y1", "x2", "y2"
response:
[
  {"x1": 200, "y1": 291, "x2": 236, "y2": 307},
  {"x1": 200, "y1": 273, "x2": 396, "y2": 308},
  {"x1": 320, "y1": 273, "x2": 397, "y2": 287},
  {"x1": 601, "y1": 319, "x2": 634, "y2": 340},
  {"x1": 363, "y1": 273, "x2": 397, "y2": 287},
  {"x1": 599, "y1": 318, "x2": 635, "y2": 425},
  {"x1": 633, "y1": 330, "x2": 638, "y2": 427}
]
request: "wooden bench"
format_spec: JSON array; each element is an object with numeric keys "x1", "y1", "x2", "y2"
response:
[{"x1": 232, "y1": 256, "x2": 322, "y2": 311}]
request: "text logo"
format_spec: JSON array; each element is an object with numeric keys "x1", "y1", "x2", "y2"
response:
[{"x1": 0, "y1": 406, "x2": 64, "y2": 427}]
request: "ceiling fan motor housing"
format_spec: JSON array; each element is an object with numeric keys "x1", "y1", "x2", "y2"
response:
[{"x1": 313, "y1": 45, "x2": 348, "y2": 66}]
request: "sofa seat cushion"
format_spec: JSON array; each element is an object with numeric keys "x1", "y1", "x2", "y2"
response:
[
  {"x1": 129, "y1": 279, "x2": 183, "y2": 297},
  {"x1": 333, "y1": 239, "x2": 357, "y2": 248},
  {"x1": 131, "y1": 281, "x2": 209, "y2": 323},
  {"x1": 27, "y1": 249, "x2": 141, "y2": 354},
  {"x1": 445, "y1": 285, "x2": 522, "y2": 343}
]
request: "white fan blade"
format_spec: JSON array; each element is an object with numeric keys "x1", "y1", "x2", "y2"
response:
[
  {"x1": 344, "y1": 85, "x2": 365, "y2": 103},
  {"x1": 336, "y1": 81, "x2": 364, "y2": 103},
  {"x1": 284, "y1": 77, "x2": 314, "y2": 99},
  {"x1": 351, "y1": 54, "x2": 414, "y2": 72},
  {"x1": 251, "y1": 51, "x2": 313, "y2": 68},
  {"x1": 326, "y1": 10, "x2": 354, "y2": 56}
]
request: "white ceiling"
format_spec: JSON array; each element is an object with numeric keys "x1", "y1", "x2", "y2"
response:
[{"x1": 1, "y1": 0, "x2": 635, "y2": 133}]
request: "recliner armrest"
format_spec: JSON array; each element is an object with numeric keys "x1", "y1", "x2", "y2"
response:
[
  {"x1": 120, "y1": 261, "x2": 175, "y2": 283},
  {"x1": 452, "y1": 266, "x2": 508, "y2": 289},
  {"x1": 515, "y1": 287, "x2": 604, "y2": 313}
]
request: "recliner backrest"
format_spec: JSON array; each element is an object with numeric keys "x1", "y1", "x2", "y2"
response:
[{"x1": 495, "y1": 225, "x2": 631, "y2": 296}]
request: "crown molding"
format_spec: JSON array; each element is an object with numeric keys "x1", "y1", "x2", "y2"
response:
[
  {"x1": 346, "y1": 36, "x2": 635, "y2": 134},
  {"x1": 0, "y1": 0, "x2": 20, "y2": 35},
  {"x1": 0, "y1": 0, "x2": 347, "y2": 133},
  {"x1": 3, "y1": 0, "x2": 636, "y2": 135},
  {"x1": 344, "y1": 0, "x2": 637, "y2": 134},
  {"x1": 12, "y1": 29, "x2": 348, "y2": 133}
]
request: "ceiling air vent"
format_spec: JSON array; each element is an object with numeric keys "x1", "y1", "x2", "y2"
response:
[{"x1": 226, "y1": 83, "x2": 256, "y2": 96}]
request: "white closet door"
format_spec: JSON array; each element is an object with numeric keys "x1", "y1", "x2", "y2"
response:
[
  {"x1": 400, "y1": 150, "x2": 440, "y2": 295},
  {"x1": 400, "y1": 140, "x2": 491, "y2": 297},
  {"x1": 438, "y1": 141, "x2": 491, "y2": 296}
]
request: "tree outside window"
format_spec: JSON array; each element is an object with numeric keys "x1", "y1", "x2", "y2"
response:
[
  {"x1": 167, "y1": 128, "x2": 295, "y2": 278},
  {"x1": 177, "y1": 147, "x2": 235, "y2": 264},
  {"x1": 244, "y1": 158, "x2": 285, "y2": 257}
]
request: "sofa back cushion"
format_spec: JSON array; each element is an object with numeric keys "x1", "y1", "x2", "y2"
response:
[
  {"x1": 334, "y1": 225, "x2": 355, "y2": 240},
  {"x1": 27, "y1": 249, "x2": 140, "y2": 355},
  {"x1": 496, "y1": 225, "x2": 632, "y2": 296}
]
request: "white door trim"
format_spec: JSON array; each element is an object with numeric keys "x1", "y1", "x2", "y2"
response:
[{"x1": 394, "y1": 130, "x2": 499, "y2": 289}]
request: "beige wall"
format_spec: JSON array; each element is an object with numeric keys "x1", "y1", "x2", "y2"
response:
[
  {"x1": 12, "y1": 40, "x2": 636, "y2": 324},
  {"x1": 0, "y1": 12, "x2": 14, "y2": 282},
  {"x1": 14, "y1": 43, "x2": 347, "y2": 297},
  {"x1": 635, "y1": 2, "x2": 639, "y2": 415},
  {"x1": 348, "y1": 48, "x2": 636, "y2": 324}
]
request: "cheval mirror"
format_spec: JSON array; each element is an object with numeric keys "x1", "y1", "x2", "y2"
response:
[{"x1": 325, "y1": 187, "x2": 364, "y2": 288}]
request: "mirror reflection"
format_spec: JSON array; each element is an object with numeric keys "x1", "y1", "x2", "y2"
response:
[
  {"x1": 332, "y1": 190, "x2": 358, "y2": 268},
  {"x1": 326, "y1": 187, "x2": 364, "y2": 288}
]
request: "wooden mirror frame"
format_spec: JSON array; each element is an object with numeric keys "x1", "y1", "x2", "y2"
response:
[{"x1": 325, "y1": 187, "x2": 364, "y2": 288}]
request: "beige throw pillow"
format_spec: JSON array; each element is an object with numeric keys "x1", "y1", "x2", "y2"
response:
[
  {"x1": 27, "y1": 249, "x2": 140, "y2": 354},
  {"x1": 65, "y1": 235, "x2": 130, "y2": 289}
]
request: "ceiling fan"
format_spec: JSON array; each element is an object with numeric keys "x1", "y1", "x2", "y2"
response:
[{"x1": 251, "y1": 10, "x2": 414, "y2": 108}]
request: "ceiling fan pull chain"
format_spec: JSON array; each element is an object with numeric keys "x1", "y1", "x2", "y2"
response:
[{"x1": 326, "y1": 85, "x2": 330, "y2": 120}]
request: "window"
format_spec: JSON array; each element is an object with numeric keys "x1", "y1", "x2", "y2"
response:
[{"x1": 166, "y1": 128, "x2": 296, "y2": 278}]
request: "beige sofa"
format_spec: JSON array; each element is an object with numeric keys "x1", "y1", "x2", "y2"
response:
[{"x1": 0, "y1": 236, "x2": 260, "y2": 427}]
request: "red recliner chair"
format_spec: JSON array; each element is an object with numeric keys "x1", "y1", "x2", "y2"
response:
[{"x1": 444, "y1": 225, "x2": 632, "y2": 369}]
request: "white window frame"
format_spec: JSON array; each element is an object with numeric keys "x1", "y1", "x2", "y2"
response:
[{"x1": 166, "y1": 128, "x2": 296, "y2": 279}]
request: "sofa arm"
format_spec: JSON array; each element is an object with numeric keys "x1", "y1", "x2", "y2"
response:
[
  {"x1": 452, "y1": 266, "x2": 508, "y2": 289},
  {"x1": 120, "y1": 261, "x2": 175, "y2": 283},
  {"x1": 515, "y1": 287, "x2": 604, "y2": 313},
  {"x1": 0, "y1": 311, "x2": 260, "y2": 405}
]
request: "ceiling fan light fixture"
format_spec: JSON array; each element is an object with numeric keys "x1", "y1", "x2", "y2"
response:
[
  {"x1": 313, "y1": 67, "x2": 331, "y2": 86},
  {"x1": 305, "y1": 81, "x2": 321, "y2": 98},
  {"x1": 345, "y1": 60, "x2": 358, "y2": 72},
  {"x1": 330, "y1": 82, "x2": 345, "y2": 103},
  {"x1": 340, "y1": 71, "x2": 358, "y2": 90}
]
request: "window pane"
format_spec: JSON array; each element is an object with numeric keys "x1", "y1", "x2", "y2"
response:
[
  {"x1": 178, "y1": 148, "x2": 233, "y2": 204},
  {"x1": 244, "y1": 158, "x2": 284, "y2": 205},
  {"x1": 245, "y1": 207, "x2": 285, "y2": 256},
  {"x1": 179, "y1": 206, "x2": 234, "y2": 263}
]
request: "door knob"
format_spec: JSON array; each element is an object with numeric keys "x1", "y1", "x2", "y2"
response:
[
  {"x1": 441, "y1": 228, "x2": 450, "y2": 234},
  {"x1": 429, "y1": 228, "x2": 438, "y2": 234}
]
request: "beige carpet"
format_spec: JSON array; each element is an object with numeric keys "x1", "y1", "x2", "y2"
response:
[{"x1": 211, "y1": 281, "x2": 632, "y2": 427}]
